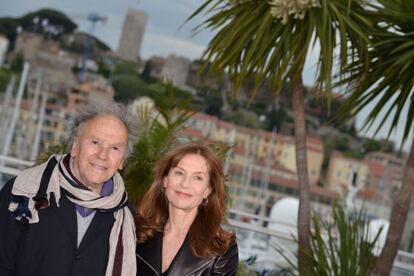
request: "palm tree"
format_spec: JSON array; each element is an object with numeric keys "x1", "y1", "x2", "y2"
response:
[
  {"x1": 337, "y1": 1, "x2": 414, "y2": 274},
  {"x1": 188, "y1": 0, "x2": 372, "y2": 273},
  {"x1": 123, "y1": 83, "x2": 194, "y2": 206}
]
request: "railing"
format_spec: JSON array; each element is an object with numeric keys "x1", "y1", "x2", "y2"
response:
[
  {"x1": 226, "y1": 209, "x2": 414, "y2": 275},
  {"x1": 0, "y1": 155, "x2": 35, "y2": 187}
]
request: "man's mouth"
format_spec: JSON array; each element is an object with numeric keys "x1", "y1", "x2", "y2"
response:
[{"x1": 91, "y1": 163, "x2": 107, "y2": 171}]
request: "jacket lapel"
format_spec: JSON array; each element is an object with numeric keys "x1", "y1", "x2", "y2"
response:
[
  {"x1": 137, "y1": 232, "x2": 163, "y2": 275},
  {"x1": 137, "y1": 233, "x2": 215, "y2": 275},
  {"x1": 77, "y1": 210, "x2": 115, "y2": 252},
  {"x1": 50, "y1": 193, "x2": 78, "y2": 249},
  {"x1": 168, "y1": 236, "x2": 215, "y2": 275}
]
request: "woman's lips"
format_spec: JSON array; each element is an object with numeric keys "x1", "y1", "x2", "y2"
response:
[{"x1": 176, "y1": 191, "x2": 192, "y2": 197}]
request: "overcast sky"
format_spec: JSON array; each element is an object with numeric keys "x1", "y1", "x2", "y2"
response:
[
  {"x1": 0, "y1": 0, "x2": 319, "y2": 84},
  {"x1": 1, "y1": 0, "x2": 412, "y2": 151},
  {"x1": 0, "y1": 0, "x2": 208, "y2": 59}
]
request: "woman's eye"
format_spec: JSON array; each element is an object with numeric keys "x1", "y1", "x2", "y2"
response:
[
  {"x1": 174, "y1": 170, "x2": 183, "y2": 176},
  {"x1": 195, "y1": 176, "x2": 203, "y2": 181}
]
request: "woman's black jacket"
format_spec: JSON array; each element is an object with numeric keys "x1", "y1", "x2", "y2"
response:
[{"x1": 136, "y1": 232, "x2": 238, "y2": 276}]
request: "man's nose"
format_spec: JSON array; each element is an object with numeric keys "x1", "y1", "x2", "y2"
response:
[{"x1": 97, "y1": 146, "x2": 109, "y2": 160}]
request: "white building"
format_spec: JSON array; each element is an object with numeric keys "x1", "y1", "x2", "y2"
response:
[{"x1": 161, "y1": 54, "x2": 190, "y2": 88}]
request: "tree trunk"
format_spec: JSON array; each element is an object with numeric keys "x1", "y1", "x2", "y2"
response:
[
  {"x1": 371, "y1": 137, "x2": 414, "y2": 276},
  {"x1": 291, "y1": 71, "x2": 312, "y2": 274}
]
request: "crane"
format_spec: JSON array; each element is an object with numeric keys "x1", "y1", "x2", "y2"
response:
[{"x1": 76, "y1": 13, "x2": 107, "y2": 81}]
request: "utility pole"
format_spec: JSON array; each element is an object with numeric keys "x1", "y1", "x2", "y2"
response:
[
  {"x1": 239, "y1": 135, "x2": 258, "y2": 212},
  {"x1": 223, "y1": 127, "x2": 236, "y2": 176},
  {"x1": 30, "y1": 91, "x2": 47, "y2": 161},
  {"x1": 26, "y1": 69, "x2": 43, "y2": 160},
  {"x1": 1, "y1": 62, "x2": 30, "y2": 157},
  {"x1": 0, "y1": 62, "x2": 30, "y2": 184},
  {"x1": 0, "y1": 76, "x2": 16, "y2": 146}
]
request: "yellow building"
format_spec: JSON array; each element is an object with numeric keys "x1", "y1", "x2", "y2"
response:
[
  {"x1": 187, "y1": 112, "x2": 324, "y2": 185},
  {"x1": 326, "y1": 151, "x2": 369, "y2": 192}
]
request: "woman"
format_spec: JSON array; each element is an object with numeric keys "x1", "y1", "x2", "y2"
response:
[{"x1": 136, "y1": 142, "x2": 238, "y2": 275}]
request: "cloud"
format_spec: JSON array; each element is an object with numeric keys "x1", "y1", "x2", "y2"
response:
[{"x1": 141, "y1": 33, "x2": 205, "y2": 60}]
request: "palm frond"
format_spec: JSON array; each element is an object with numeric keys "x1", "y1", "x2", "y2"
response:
[
  {"x1": 336, "y1": 0, "x2": 414, "y2": 146},
  {"x1": 189, "y1": 0, "x2": 373, "y2": 103}
]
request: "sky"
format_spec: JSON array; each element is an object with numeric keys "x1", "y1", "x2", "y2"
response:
[
  {"x1": 0, "y1": 0, "x2": 207, "y2": 59},
  {"x1": 0, "y1": 0, "x2": 412, "y2": 152}
]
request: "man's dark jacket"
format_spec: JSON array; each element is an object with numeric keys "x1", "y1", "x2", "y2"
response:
[
  {"x1": 0, "y1": 177, "x2": 116, "y2": 276},
  {"x1": 136, "y1": 232, "x2": 238, "y2": 276}
]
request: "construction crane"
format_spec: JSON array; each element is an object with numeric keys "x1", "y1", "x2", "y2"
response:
[
  {"x1": 80, "y1": 13, "x2": 107, "y2": 81},
  {"x1": 74, "y1": 13, "x2": 107, "y2": 81}
]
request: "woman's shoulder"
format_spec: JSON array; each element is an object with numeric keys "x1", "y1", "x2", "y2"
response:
[
  {"x1": 221, "y1": 241, "x2": 238, "y2": 258},
  {"x1": 136, "y1": 231, "x2": 162, "y2": 250},
  {"x1": 212, "y1": 241, "x2": 239, "y2": 274},
  {"x1": 136, "y1": 232, "x2": 163, "y2": 276}
]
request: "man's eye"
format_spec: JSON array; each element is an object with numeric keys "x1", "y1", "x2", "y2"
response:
[
  {"x1": 112, "y1": 146, "x2": 119, "y2": 151},
  {"x1": 92, "y1": 140, "x2": 99, "y2": 145}
]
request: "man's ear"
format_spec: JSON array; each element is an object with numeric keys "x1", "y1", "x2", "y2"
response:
[
  {"x1": 118, "y1": 159, "x2": 124, "y2": 170},
  {"x1": 70, "y1": 141, "x2": 78, "y2": 158}
]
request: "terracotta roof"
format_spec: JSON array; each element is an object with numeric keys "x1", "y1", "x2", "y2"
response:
[
  {"x1": 364, "y1": 160, "x2": 385, "y2": 178},
  {"x1": 232, "y1": 145, "x2": 245, "y2": 155},
  {"x1": 235, "y1": 124, "x2": 261, "y2": 135},
  {"x1": 192, "y1": 112, "x2": 218, "y2": 122},
  {"x1": 179, "y1": 127, "x2": 204, "y2": 138},
  {"x1": 228, "y1": 163, "x2": 337, "y2": 199},
  {"x1": 217, "y1": 120, "x2": 234, "y2": 129},
  {"x1": 190, "y1": 111, "x2": 323, "y2": 152},
  {"x1": 356, "y1": 188, "x2": 387, "y2": 202}
]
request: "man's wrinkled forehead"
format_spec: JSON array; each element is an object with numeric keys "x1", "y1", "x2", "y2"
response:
[{"x1": 76, "y1": 115, "x2": 129, "y2": 144}]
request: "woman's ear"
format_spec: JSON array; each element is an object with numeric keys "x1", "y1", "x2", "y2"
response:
[{"x1": 204, "y1": 186, "x2": 212, "y2": 199}]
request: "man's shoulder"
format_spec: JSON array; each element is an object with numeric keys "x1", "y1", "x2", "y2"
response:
[
  {"x1": 0, "y1": 178, "x2": 16, "y2": 198},
  {"x1": 11, "y1": 160, "x2": 53, "y2": 194},
  {"x1": 0, "y1": 179, "x2": 16, "y2": 219}
]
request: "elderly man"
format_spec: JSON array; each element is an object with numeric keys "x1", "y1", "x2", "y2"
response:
[{"x1": 0, "y1": 100, "x2": 137, "y2": 276}]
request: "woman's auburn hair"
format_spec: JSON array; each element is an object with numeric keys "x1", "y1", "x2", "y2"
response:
[{"x1": 136, "y1": 142, "x2": 236, "y2": 258}]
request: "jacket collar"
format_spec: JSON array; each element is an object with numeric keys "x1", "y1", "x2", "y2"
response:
[
  {"x1": 137, "y1": 232, "x2": 215, "y2": 275},
  {"x1": 137, "y1": 231, "x2": 163, "y2": 275},
  {"x1": 168, "y1": 236, "x2": 214, "y2": 275}
]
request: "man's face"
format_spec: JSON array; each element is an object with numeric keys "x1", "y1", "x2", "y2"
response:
[{"x1": 70, "y1": 114, "x2": 128, "y2": 193}]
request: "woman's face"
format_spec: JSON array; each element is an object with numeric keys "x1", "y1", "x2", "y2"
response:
[{"x1": 163, "y1": 154, "x2": 211, "y2": 213}]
